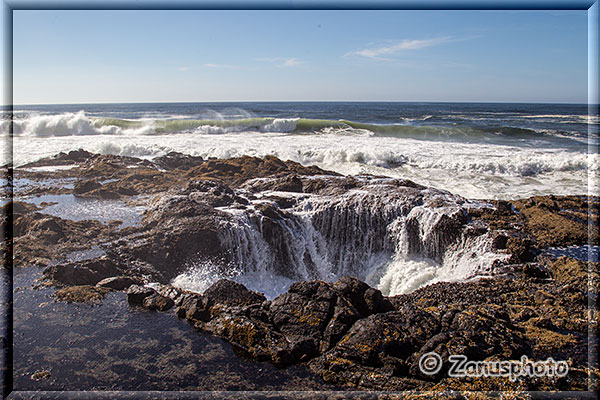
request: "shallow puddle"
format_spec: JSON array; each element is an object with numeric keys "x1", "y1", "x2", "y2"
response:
[
  {"x1": 12, "y1": 267, "x2": 338, "y2": 391},
  {"x1": 21, "y1": 193, "x2": 144, "y2": 228},
  {"x1": 542, "y1": 244, "x2": 599, "y2": 263}
]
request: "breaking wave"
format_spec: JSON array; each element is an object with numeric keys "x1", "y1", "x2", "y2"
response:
[{"x1": 1, "y1": 111, "x2": 589, "y2": 145}]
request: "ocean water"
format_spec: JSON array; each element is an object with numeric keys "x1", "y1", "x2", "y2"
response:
[{"x1": 2, "y1": 101, "x2": 598, "y2": 199}]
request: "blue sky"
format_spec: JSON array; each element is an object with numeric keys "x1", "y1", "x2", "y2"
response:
[{"x1": 13, "y1": 9, "x2": 588, "y2": 104}]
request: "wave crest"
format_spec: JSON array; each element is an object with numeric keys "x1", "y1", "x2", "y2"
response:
[
  {"x1": 2, "y1": 111, "x2": 155, "y2": 136},
  {"x1": 3, "y1": 111, "x2": 584, "y2": 145}
]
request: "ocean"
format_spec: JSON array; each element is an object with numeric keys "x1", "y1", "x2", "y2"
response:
[{"x1": 2, "y1": 101, "x2": 598, "y2": 199}]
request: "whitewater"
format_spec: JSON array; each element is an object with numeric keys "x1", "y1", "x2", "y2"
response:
[
  {"x1": 2, "y1": 102, "x2": 597, "y2": 200},
  {"x1": 169, "y1": 177, "x2": 512, "y2": 299}
]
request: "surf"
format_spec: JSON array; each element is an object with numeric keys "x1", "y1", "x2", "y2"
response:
[{"x1": 3, "y1": 111, "x2": 587, "y2": 146}]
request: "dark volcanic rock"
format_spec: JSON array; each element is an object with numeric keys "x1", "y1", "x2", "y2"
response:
[
  {"x1": 153, "y1": 151, "x2": 205, "y2": 170},
  {"x1": 10, "y1": 201, "x2": 39, "y2": 217},
  {"x1": 16, "y1": 213, "x2": 64, "y2": 242},
  {"x1": 333, "y1": 276, "x2": 393, "y2": 318},
  {"x1": 244, "y1": 174, "x2": 305, "y2": 193},
  {"x1": 183, "y1": 154, "x2": 336, "y2": 187},
  {"x1": 180, "y1": 180, "x2": 238, "y2": 207},
  {"x1": 175, "y1": 292, "x2": 212, "y2": 322},
  {"x1": 15, "y1": 151, "x2": 597, "y2": 392},
  {"x1": 204, "y1": 309, "x2": 291, "y2": 364},
  {"x1": 269, "y1": 280, "x2": 351, "y2": 359},
  {"x1": 136, "y1": 265, "x2": 595, "y2": 391},
  {"x1": 143, "y1": 293, "x2": 174, "y2": 311},
  {"x1": 126, "y1": 285, "x2": 156, "y2": 305},
  {"x1": 59, "y1": 149, "x2": 94, "y2": 163},
  {"x1": 203, "y1": 279, "x2": 266, "y2": 307},
  {"x1": 271, "y1": 174, "x2": 304, "y2": 192},
  {"x1": 171, "y1": 278, "x2": 395, "y2": 368},
  {"x1": 404, "y1": 210, "x2": 467, "y2": 262},
  {"x1": 96, "y1": 275, "x2": 143, "y2": 290},
  {"x1": 21, "y1": 149, "x2": 93, "y2": 168},
  {"x1": 12, "y1": 209, "x2": 118, "y2": 268},
  {"x1": 44, "y1": 257, "x2": 123, "y2": 286},
  {"x1": 109, "y1": 204, "x2": 225, "y2": 282},
  {"x1": 73, "y1": 179, "x2": 102, "y2": 195},
  {"x1": 313, "y1": 307, "x2": 439, "y2": 377},
  {"x1": 54, "y1": 285, "x2": 110, "y2": 303},
  {"x1": 308, "y1": 300, "x2": 531, "y2": 389},
  {"x1": 474, "y1": 195, "x2": 597, "y2": 251}
]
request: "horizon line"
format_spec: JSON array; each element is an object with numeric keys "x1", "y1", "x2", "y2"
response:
[{"x1": 5, "y1": 100, "x2": 593, "y2": 107}]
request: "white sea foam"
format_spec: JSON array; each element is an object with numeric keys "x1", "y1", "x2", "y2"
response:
[
  {"x1": 171, "y1": 182, "x2": 511, "y2": 298},
  {"x1": 24, "y1": 165, "x2": 76, "y2": 172},
  {"x1": 368, "y1": 256, "x2": 439, "y2": 295},
  {"x1": 261, "y1": 118, "x2": 300, "y2": 132},
  {"x1": 0, "y1": 111, "x2": 159, "y2": 137},
  {"x1": 517, "y1": 114, "x2": 600, "y2": 124},
  {"x1": 10, "y1": 129, "x2": 597, "y2": 199},
  {"x1": 369, "y1": 233, "x2": 511, "y2": 296},
  {"x1": 5, "y1": 111, "x2": 595, "y2": 199},
  {"x1": 445, "y1": 113, "x2": 599, "y2": 124},
  {"x1": 7, "y1": 111, "x2": 115, "y2": 136}
]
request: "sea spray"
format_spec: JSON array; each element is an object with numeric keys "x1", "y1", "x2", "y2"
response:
[{"x1": 171, "y1": 180, "x2": 510, "y2": 298}]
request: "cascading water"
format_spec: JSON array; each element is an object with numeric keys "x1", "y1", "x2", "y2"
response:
[{"x1": 171, "y1": 179, "x2": 511, "y2": 299}]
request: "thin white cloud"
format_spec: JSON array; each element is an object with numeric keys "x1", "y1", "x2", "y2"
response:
[
  {"x1": 203, "y1": 63, "x2": 239, "y2": 69},
  {"x1": 281, "y1": 58, "x2": 303, "y2": 67},
  {"x1": 257, "y1": 57, "x2": 305, "y2": 67},
  {"x1": 176, "y1": 66, "x2": 190, "y2": 72},
  {"x1": 347, "y1": 36, "x2": 454, "y2": 59}
]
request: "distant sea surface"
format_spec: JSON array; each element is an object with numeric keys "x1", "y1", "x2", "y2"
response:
[{"x1": 3, "y1": 102, "x2": 598, "y2": 199}]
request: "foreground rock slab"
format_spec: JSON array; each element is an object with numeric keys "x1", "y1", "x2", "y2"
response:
[
  {"x1": 133, "y1": 255, "x2": 600, "y2": 391},
  {"x1": 118, "y1": 256, "x2": 596, "y2": 392}
]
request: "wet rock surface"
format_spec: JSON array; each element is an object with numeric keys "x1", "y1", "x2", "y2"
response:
[
  {"x1": 96, "y1": 275, "x2": 142, "y2": 290},
  {"x1": 128, "y1": 257, "x2": 596, "y2": 392},
  {"x1": 12, "y1": 268, "x2": 339, "y2": 393},
  {"x1": 5, "y1": 151, "x2": 599, "y2": 393},
  {"x1": 53, "y1": 285, "x2": 110, "y2": 303},
  {"x1": 6, "y1": 202, "x2": 119, "y2": 268}
]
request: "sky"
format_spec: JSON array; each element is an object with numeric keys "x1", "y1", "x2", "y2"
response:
[{"x1": 12, "y1": 9, "x2": 588, "y2": 104}]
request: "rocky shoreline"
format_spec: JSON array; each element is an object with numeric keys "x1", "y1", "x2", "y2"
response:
[{"x1": 2, "y1": 150, "x2": 598, "y2": 394}]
